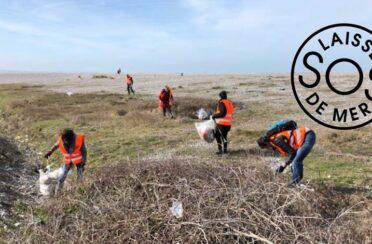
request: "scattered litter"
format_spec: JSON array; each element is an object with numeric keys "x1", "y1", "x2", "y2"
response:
[
  {"x1": 299, "y1": 184, "x2": 315, "y2": 192},
  {"x1": 196, "y1": 108, "x2": 208, "y2": 120},
  {"x1": 269, "y1": 158, "x2": 283, "y2": 171},
  {"x1": 169, "y1": 200, "x2": 183, "y2": 218},
  {"x1": 0, "y1": 210, "x2": 7, "y2": 218},
  {"x1": 195, "y1": 119, "x2": 215, "y2": 143},
  {"x1": 39, "y1": 165, "x2": 64, "y2": 196},
  {"x1": 66, "y1": 91, "x2": 73, "y2": 96},
  {"x1": 14, "y1": 222, "x2": 21, "y2": 227}
]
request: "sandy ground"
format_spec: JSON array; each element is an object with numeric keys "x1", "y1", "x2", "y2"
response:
[
  {"x1": 0, "y1": 73, "x2": 290, "y2": 102},
  {"x1": 0, "y1": 72, "x2": 369, "y2": 129}
]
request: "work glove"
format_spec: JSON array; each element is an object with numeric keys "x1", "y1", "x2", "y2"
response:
[
  {"x1": 44, "y1": 152, "x2": 52, "y2": 159},
  {"x1": 276, "y1": 165, "x2": 285, "y2": 173},
  {"x1": 209, "y1": 115, "x2": 215, "y2": 120}
]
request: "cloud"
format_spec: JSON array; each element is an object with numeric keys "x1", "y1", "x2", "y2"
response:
[
  {"x1": 183, "y1": 0, "x2": 271, "y2": 32},
  {"x1": 0, "y1": 20, "x2": 46, "y2": 36}
]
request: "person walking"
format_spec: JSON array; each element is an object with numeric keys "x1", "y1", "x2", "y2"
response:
[
  {"x1": 257, "y1": 121, "x2": 316, "y2": 185},
  {"x1": 211, "y1": 91, "x2": 234, "y2": 155},
  {"x1": 126, "y1": 74, "x2": 135, "y2": 95},
  {"x1": 44, "y1": 128, "x2": 87, "y2": 192},
  {"x1": 159, "y1": 85, "x2": 174, "y2": 118}
]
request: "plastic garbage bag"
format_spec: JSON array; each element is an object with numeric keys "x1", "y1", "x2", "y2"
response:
[
  {"x1": 195, "y1": 119, "x2": 216, "y2": 143},
  {"x1": 169, "y1": 200, "x2": 183, "y2": 218},
  {"x1": 39, "y1": 165, "x2": 65, "y2": 196},
  {"x1": 269, "y1": 158, "x2": 283, "y2": 171},
  {"x1": 196, "y1": 108, "x2": 208, "y2": 120}
]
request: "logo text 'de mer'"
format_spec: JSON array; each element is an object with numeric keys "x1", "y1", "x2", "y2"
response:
[{"x1": 291, "y1": 23, "x2": 372, "y2": 130}]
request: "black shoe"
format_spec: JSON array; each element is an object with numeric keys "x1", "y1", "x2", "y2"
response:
[
  {"x1": 215, "y1": 150, "x2": 223, "y2": 155},
  {"x1": 223, "y1": 149, "x2": 228, "y2": 154}
]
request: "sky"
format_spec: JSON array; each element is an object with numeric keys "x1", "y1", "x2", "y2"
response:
[{"x1": 0, "y1": 0, "x2": 371, "y2": 73}]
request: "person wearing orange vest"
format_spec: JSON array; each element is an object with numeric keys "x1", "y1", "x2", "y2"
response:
[
  {"x1": 126, "y1": 74, "x2": 135, "y2": 95},
  {"x1": 44, "y1": 128, "x2": 87, "y2": 191},
  {"x1": 257, "y1": 121, "x2": 316, "y2": 185},
  {"x1": 211, "y1": 91, "x2": 234, "y2": 155},
  {"x1": 159, "y1": 85, "x2": 174, "y2": 118}
]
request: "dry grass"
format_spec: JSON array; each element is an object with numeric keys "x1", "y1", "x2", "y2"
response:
[
  {"x1": 0, "y1": 84, "x2": 371, "y2": 243},
  {"x1": 172, "y1": 97, "x2": 216, "y2": 119},
  {"x1": 11, "y1": 159, "x2": 371, "y2": 243},
  {"x1": 92, "y1": 75, "x2": 115, "y2": 79}
]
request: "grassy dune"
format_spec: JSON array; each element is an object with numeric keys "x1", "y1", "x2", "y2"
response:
[{"x1": 0, "y1": 83, "x2": 370, "y2": 242}]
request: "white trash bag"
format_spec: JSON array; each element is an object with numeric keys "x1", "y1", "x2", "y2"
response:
[
  {"x1": 195, "y1": 119, "x2": 216, "y2": 143},
  {"x1": 39, "y1": 165, "x2": 64, "y2": 196},
  {"x1": 196, "y1": 108, "x2": 208, "y2": 120},
  {"x1": 169, "y1": 200, "x2": 183, "y2": 218}
]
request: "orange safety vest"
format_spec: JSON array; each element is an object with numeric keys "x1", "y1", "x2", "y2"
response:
[
  {"x1": 215, "y1": 99, "x2": 234, "y2": 126},
  {"x1": 58, "y1": 133, "x2": 84, "y2": 165},
  {"x1": 269, "y1": 126, "x2": 309, "y2": 156}
]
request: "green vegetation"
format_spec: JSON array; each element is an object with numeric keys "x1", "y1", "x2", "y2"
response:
[
  {"x1": 0, "y1": 84, "x2": 370, "y2": 242},
  {"x1": 0, "y1": 84, "x2": 370, "y2": 186}
]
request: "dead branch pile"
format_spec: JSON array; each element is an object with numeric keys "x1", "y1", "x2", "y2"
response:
[{"x1": 11, "y1": 159, "x2": 371, "y2": 243}]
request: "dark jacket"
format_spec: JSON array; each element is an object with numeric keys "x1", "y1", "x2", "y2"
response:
[
  {"x1": 212, "y1": 100, "x2": 227, "y2": 119},
  {"x1": 268, "y1": 120, "x2": 297, "y2": 164},
  {"x1": 159, "y1": 90, "x2": 173, "y2": 108},
  {"x1": 271, "y1": 136, "x2": 296, "y2": 163}
]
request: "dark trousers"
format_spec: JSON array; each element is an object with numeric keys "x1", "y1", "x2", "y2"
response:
[
  {"x1": 215, "y1": 124, "x2": 230, "y2": 152},
  {"x1": 127, "y1": 84, "x2": 135, "y2": 95},
  {"x1": 162, "y1": 107, "x2": 174, "y2": 117}
]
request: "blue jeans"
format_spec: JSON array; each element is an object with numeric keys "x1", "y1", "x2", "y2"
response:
[
  {"x1": 57, "y1": 163, "x2": 84, "y2": 188},
  {"x1": 291, "y1": 131, "x2": 316, "y2": 184}
]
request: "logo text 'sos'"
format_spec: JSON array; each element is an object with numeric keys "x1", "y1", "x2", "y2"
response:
[{"x1": 291, "y1": 23, "x2": 372, "y2": 130}]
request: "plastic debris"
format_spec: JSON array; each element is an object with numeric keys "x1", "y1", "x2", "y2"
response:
[
  {"x1": 270, "y1": 158, "x2": 283, "y2": 171},
  {"x1": 195, "y1": 119, "x2": 216, "y2": 143},
  {"x1": 169, "y1": 200, "x2": 183, "y2": 218},
  {"x1": 66, "y1": 91, "x2": 73, "y2": 96},
  {"x1": 39, "y1": 166, "x2": 64, "y2": 196},
  {"x1": 196, "y1": 108, "x2": 208, "y2": 120}
]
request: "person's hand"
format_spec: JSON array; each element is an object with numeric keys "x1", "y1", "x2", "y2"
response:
[
  {"x1": 209, "y1": 115, "x2": 215, "y2": 120},
  {"x1": 284, "y1": 160, "x2": 292, "y2": 166},
  {"x1": 276, "y1": 165, "x2": 285, "y2": 173},
  {"x1": 44, "y1": 152, "x2": 51, "y2": 159}
]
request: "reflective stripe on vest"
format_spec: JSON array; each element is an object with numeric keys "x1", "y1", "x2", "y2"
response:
[
  {"x1": 269, "y1": 126, "x2": 309, "y2": 155},
  {"x1": 58, "y1": 133, "x2": 84, "y2": 165},
  {"x1": 291, "y1": 127, "x2": 308, "y2": 149},
  {"x1": 269, "y1": 130, "x2": 291, "y2": 156},
  {"x1": 215, "y1": 99, "x2": 234, "y2": 126}
]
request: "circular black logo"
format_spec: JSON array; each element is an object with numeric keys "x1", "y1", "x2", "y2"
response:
[{"x1": 291, "y1": 23, "x2": 372, "y2": 130}]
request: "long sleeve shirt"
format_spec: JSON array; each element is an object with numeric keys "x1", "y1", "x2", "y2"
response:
[
  {"x1": 212, "y1": 100, "x2": 227, "y2": 119},
  {"x1": 265, "y1": 120, "x2": 298, "y2": 164},
  {"x1": 271, "y1": 136, "x2": 296, "y2": 164}
]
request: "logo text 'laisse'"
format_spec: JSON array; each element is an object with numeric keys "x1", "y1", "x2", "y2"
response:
[{"x1": 291, "y1": 23, "x2": 372, "y2": 130}]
